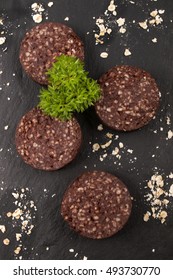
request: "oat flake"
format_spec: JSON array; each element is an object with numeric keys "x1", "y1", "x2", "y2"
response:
[
  {"x1": 3, "y1": 238, "x2": 10, "y2": 245},
  {"x1": 100, "y1": 52, "x2": 109, "y2": 58},
  {"x1": 139, "y1": 21, "x2": 148, "y2": 30},
  {"x1": 48, "y1": 2, "x2": 54, "y2": 7},
  {"x1": 32, "y1": 14, "x2": 42, "y2": 23},
  {"x1": 0, "y1": 37, "x2": 6, "y2": 45},
  {"x1": 0, "y1": 225, "x2": 6, "y2": 233},
  {"x1": 124, "y1": 48, "x2": 131, "y2": 56}
]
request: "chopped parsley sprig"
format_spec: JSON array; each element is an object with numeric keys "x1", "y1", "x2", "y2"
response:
[{"x1": 39, "y1": 55, "x2": 101, "y2": 120}]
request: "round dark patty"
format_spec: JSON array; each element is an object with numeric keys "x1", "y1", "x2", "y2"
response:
[
  {"x1": 95, "y1": 65, "x2": 160, "y2": 131},
  {"x1": 15, "y1": 108, "x2": 82, "y2": 171},
  {"x1": 61, "y1": 171, "x2": 132, "y2": 239},
  {"x1": 19, "y1": 22, "x2": 84, "y2": 84}
]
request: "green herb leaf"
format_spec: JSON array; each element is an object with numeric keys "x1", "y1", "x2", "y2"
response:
[{"x1": 39, "y1": 55, "x2": 101, "y2": 120}]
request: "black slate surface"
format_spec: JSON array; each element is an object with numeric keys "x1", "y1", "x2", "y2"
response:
[{"x1": 0, "y1": 0, "x2": 173, "y2": 260}]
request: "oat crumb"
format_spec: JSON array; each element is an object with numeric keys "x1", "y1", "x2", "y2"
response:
[
  {"x1": 12, "y1": 192, "x2": 19, "y2": 199},
  {"x1": 0, "y1": 225, "x2": 6, "y2": 233},
  {"x1": 119, "y1": 142, "x2": 124, "y2": 148},
  {"x1": 101, "y1": 140, "x2": 112, "y2": 149},
  {"x1": 143, "y1": 211, "x2": 151, "y2": 222},
  {"x1": 119, "y1": 26, "x2": 126, "y2": 34},
  {"x1": 150, "y1": 10, "x2": 158, "y2": 18},
  {"x1": 0, "y1": 37, "x2": 6, "y2": 45},
  {"x1": 14, "y1": 246, "x2": 21, "y2": 255},
  {"x1": 127, "y1": 149, "x2": 133, "y2": 154},
  {"x1": 169, "y1": 184, "x2": 173, "y2": 197},
  {"x1": 167, "y1": 130, "x2": 173, "y2": 139},
  {"x1": 106, "y1": 133, "x2": 113, "y2": 139},
  {"x1": 97, "y1": 124, "x2": 103, "y2": 131},
  {"x1": 100, "y1": 52, "x2": 109, "y2": 58},
  {"x1": 4, "y1": 125, "x2": 9, "y2": 130},
  {"x1": 3, "y1": 238, "x2": 10, "y2": 245},
  {"x1": 69, "y1": 248, "x2": 74, "y2": 253},
  {"x1": 64, "y1": 17, "x2": 69, "y2": 21},
  {"x1": 169, "y1": 173, "x2": 173, "y2": 179},
  {"x1": 152, "y1": 38, "x2": 157, "y2": 43},
  {"x1": 32, "y1": 14, "x2": 42, "y2": 23},
  {"x1": 112, "y1": 147, "x2": 119, "y2": 155},
  {"x1": 116, "y1": 18, "x2": 125, "y2": 27},
  {"x1": 48, "y1": 2, "x2": 54, "y2": 7},
  {"x1": 139, "y1": 21, "x2": 148, "y2": 30},
  {"x1": 16, "y1": 233, "x2": 22, "y2": 241},
  {"x1": 7, "y1": 212, "x2": 12, "y2": 217},
  {"x1": 124, "y1": 48, "x2": 131, "y2": 56},
  {"x1": 92, "y1": 143, "x2": 100, "y2": 152},
  {"x1": 108, "y1": 1, "x2": 116, "y2": 12}
]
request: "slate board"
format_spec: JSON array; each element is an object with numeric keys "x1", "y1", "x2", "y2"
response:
[{"x1": 0, "y1": 0, "x2": 173, "y2": 260}]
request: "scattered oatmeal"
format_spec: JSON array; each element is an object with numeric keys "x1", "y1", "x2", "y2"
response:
[
  {"x1": 144, "y1": 174, "x2": 170, "y2": 224},
  {"x1": 91, "y1": 128, "x2": 136, "y2": 166},
  {"x1": 31, "y1": 3, "x2": 45, "y2": 23},
  {"x1": 0, "y1": 188, "x2": 37, "y2": 258},
  {"x1": 93, "y1": 0, "x2": 165, "y2": 49},
  {"x1": 94, "y1": 0, "x2": 117, "y2": 44},
  {"x1": 139, "y1": 9, "x2": 164, "y2": 30},
  {"x1": 12, "y1": 208, "x2": 23, "y2": 220},
  {"x1": 31, "y1": 3, "x2": 44, "y2": 12}
]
